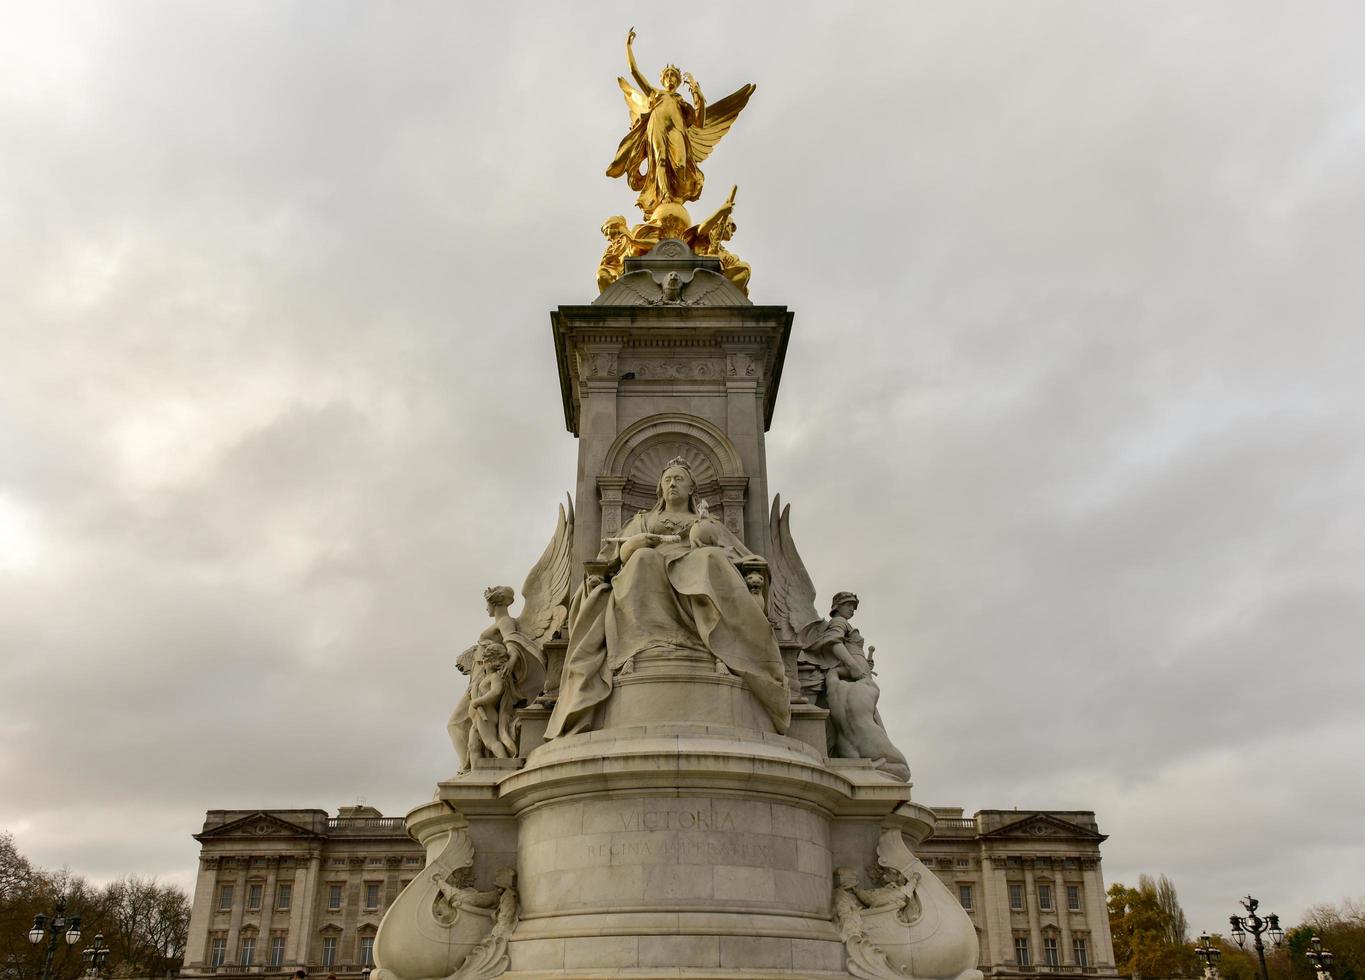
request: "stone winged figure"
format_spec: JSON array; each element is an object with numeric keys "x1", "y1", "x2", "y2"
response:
[
  {"x1": 447, "y1": 497, "x2": 575, "y2": 771},
  {"x1": 606, "y1": 27, "x2": 756, "y2": 218},
  {"x1": 766, "y1": 497, "x2": 911, "y2": 781}
]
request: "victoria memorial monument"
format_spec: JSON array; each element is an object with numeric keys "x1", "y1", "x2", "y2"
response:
[{"x1": 180, "y1": 31, "x2": 1120, "y2": 980}]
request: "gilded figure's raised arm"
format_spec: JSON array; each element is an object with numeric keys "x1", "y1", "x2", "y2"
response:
[
  {"x1": 625, "y1": 27, "x2": 654, "y2": 96},
  {"x1": 683, "y1": 71, "x2": 705, "y2": 127}
]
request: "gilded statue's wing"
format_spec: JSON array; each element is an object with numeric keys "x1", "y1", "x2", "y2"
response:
[
  {"x1": 689, "y1": 83, "x2": 756, "y2": 164},
  {"x1": 618, "y1": 77, "x2": 649, "y2": 126},
  {"x1": 518, "y1": 494, "x2": 576, "y2": 643},
  {"x1": 767, "y1": 495, "x2": 822, "y2": 642}
]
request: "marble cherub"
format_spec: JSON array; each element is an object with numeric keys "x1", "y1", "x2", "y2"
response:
[{"x1": 446, "y1": 499, "x2": 575, "y2": 771}]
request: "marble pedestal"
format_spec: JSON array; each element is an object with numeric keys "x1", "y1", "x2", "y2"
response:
[{"x1": 378, "y1": 654, "x2": 976, "y2": 979}]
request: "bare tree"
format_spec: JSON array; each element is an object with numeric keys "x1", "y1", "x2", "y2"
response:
[
  {"x1": 1155, "y1": 875, "x2": 1189, "y2": 947},
  {"x1": 100, "y1": 876, "x2": 190, "y2": 977}
]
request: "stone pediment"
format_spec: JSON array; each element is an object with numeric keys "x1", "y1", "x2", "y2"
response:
[
  {"x1": 194, "y1": 812, "x2": 322, "y2": 842},
  {"x1": 980, "y1": 813, "x2": 1106, "y2": 842},
  {"x1": 595, "y1": 240, "x2": 750, "y2": 307},
  {"x1": 595, "y1": 268, "x2": 749, "y2": 307}
]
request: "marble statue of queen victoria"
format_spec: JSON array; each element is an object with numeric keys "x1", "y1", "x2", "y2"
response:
[{"x1": 545, "y1": 457, "x2": 791, "y2": 738}]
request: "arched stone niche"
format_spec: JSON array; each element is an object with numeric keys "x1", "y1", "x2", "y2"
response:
[{"x1": 598, "y1": 413, "x2": 749, "y2": 545}]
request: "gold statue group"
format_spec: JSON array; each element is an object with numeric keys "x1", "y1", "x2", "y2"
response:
[{"x1": 597, "y1": 28, "x2": 754, "y2": 294}]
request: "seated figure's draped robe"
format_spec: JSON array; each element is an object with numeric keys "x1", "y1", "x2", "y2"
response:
[{"x1": 545, "y1": 511, "x2": 790, "y2": 738}]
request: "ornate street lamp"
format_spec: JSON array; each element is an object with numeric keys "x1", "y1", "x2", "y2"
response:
[
  {"x1": 26, "y1": 897, "x2": 83, "y2": 980},
  {"x1": 1228, "y1": 895, "x2": 1283, "y2": 980},
  {"x1": 1195, "y1": 932, "x2": 1223, "y2": 979},
  {"x1": 1305, "y1": 936, "x2": 1335, "y2": 980},
  {"x1": 81, "y1": 934, "x2": 111, "y2": 978}
]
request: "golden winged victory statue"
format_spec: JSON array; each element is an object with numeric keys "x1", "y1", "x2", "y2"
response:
[{"x1": 597, "y1": 27, "x2": 757, "y2": 294}]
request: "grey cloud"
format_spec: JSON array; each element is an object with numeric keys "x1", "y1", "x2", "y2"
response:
[{"x1": 2, "y1": 0, "x2": 1363, "y2": 929}]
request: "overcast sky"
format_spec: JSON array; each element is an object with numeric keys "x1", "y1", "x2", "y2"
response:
[{"x1": 3, "y1": 1, "x2": 1363, "y2": 936}]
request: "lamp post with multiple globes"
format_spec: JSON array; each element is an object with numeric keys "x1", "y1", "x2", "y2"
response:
[
  {"x1": 1195, "y1": 932, "x2": 1223, "y2": 979},
  {"x1": 1305, "y1": 936, "x2": 1335, "y2": 980},
  {"x1": 26, "y1": 897, "x2": 83, "y2": 980},
  {"x1": 80, "y1": 934, "x2": 111, "y2": 979},
  {"x1": 1229, "y1": 895, "x2": 1284, "y2": 980}
]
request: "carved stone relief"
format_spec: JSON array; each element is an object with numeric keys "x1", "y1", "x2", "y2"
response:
[
  {"x1": 618, "y1": 356, "x2": 724, "y2": 381},
  {"x1": 575, "y1": 350, "x2": 619, "y2": 382},
  {"x1": 726, "y1": 351, "x2": 763, "y2": 380}
]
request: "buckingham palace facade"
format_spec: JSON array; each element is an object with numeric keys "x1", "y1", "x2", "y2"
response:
[{"x1": 180, "y1": 804, "x2": 1117, "y2": 979}]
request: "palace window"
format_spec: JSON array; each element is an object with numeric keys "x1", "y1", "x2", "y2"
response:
[
  {"x1": 327, "y1": 884, "x2": 343, "y2": 911},
  {"x1": 247, "y1": 883, "x2": 263, "y2": 911},
  {"x1": 239, "y1": 937, "x2": 256, "y2": 967},
  {"x1": 1008, "y1": 883, "x2": 1024, "y2": 911},
  {"x1": 1067, "y1": 884, "x2": 1082, "y2": 911},
  {"x1": 364, "y1": 883, "x2": 381, "y2": 910},
  {"x1": 403, "y1": 857, "x2": 421, "y2": 866},
  {"x1": 367, "y1": 858, "x2": 383, "y2": 867},
  {"x1": 321, "y1": 937, "x2": 337, "y2": 968},
  {"x1": 209, "y1": 937, "x2": 226, "y2": 967},
  {"x1": 331, "y1": 859, "x2": 346, "y2": 867},
  {"x1": 1038, "y1": 883, "x2": 1054, "y2": 910},
  {"x1": 1043, "y1": 936, "x2": 1059, "y2": 966},
  {"x1": 217, "y1": 884, "x2": 234, "y2": 911},
  {"x1": 269, "y1": 936, "x2": 286, "y2": 967},
  {"x1": 1014, "y1": 937, "x2": 1031, "y2": 967},
  {"x1": 1073, "y1": 937, "x2": 1089, "y2": 967},
  {"x1": 956, "y1": 857, "x2": 970, "y2": 868},
  {"x1": 360, "y1": 937, "x2": 375, "y2": 966},
  {"x1": 958, "y1": 885, "x2": 973, "y2": 910},
  {"x1": 276, "y1": 883, "x2": 292, "y2": 910}
]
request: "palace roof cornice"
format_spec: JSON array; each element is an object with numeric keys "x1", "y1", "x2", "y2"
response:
[{"x1": 978, "y1": 812, "x2": 1108, "y2": 843}]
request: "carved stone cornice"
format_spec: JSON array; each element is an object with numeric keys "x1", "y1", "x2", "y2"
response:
[
  {"x1": 552, "y1": 305, "x2": 793, "y2": 434},
  {"x1": 194, "y1": 812, "x2": 323, "y2": 843},
  {"x1": 979, "y1": 813, "x2": 1107, "y2": 843}
]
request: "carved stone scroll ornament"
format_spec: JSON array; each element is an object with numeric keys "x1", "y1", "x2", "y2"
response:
[
  {"x1": 834, "y1": 829, "x2": 983, "y2": 980},
  {"x1": 833, "y1": 865, "x2": 914, "y2": 980},
  {"x1": 371, "y1": 827, "x2": 517, "y2": 980},
  {"x1": 446, "y1": 497, "x2": 574, "y2": 771}
]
